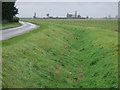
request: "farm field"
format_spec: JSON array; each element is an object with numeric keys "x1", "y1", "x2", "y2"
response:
[
  {"x1": 2, "y1": 19, "x2": 118, "y2": 88},
  {"x1": 0, "y1": 22, "x2": 21, "y2": 30}
]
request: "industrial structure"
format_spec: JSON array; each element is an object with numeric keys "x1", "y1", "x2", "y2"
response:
[
  {"x1": 33, "y1": 12, "x2": 37, "y2": 19},
  {"x1": 32, "y1": 11, "x2": 88, "y2": 19}
]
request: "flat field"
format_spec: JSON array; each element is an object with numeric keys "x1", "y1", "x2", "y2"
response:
[{"x1": 2, "y1": 19, "x2": 118, "y2": 88}]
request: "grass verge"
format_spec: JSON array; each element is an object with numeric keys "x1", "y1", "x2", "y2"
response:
[{"x1": 0, "y1": 22, "x2": 21, "y2": 30}]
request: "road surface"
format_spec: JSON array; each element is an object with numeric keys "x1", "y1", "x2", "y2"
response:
[{"x1": 0, "y1": 21, "x2": 39, "y2": 40}]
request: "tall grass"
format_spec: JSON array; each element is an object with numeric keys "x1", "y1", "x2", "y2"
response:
[{"x1": 2, "y1": 19, "x2": 118, "y2": 88}]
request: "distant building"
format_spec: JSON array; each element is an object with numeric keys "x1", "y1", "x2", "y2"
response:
[
  {"x1": 75, "y1": 11, "x2": 77, "y2": 18},
  {"x1": 67, "y1": 11, "x2": 82, "y2": 19},
  {"x1": 86, "y1": 16, "x2": 89, "y2": 19},
  {"x1": 33, "y1": 12, "x2": 37, "y2": 19},
  {"x1": 67, "y1": 13, "x2": 73, "y2": 18},
  {"x1": 108, "y1": 15, "x2": 111, "y2": 19},
  {"x1": 31, "y1": 11, "x2": 89, "y2": 19}
]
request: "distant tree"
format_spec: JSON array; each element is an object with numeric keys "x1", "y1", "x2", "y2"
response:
[
  {"x1": 46, "y1": 13, "x2": 50, "y2": 18},
  {"x1": 2, "y1": 2, "x2": 18, "y2": 22},
  {"x1": 105, "y1": 16, "x2": 108, "y2": 19},
  {"x1": 86, "y1": 16, "x2": 89, "y2": 19},
  {"x1": 78, "y1": 15, "x2": 81, "y2": 18}
]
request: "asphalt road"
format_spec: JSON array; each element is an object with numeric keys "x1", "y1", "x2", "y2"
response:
[{"x1": 0, "y1": 21, "x2": 39, "y2": 40}]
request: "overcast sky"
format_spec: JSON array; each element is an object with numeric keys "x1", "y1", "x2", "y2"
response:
[
  {"x1": 16, "y1": 2, "x2": 118, "y2": 18},
  {"x1": 16, "y1": 0, "x2": 119, "y2": 2}
]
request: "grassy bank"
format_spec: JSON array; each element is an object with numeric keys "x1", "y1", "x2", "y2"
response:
[
  {"x1": 0, "y1": 22, "x2": 21, "y2": 30},
  {"x1": 2, "y1": 19, "x2": 118, "y2": 88}
]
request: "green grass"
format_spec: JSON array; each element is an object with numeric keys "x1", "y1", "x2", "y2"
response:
[
  {"x1": 2, "y1": 19, "x2": 118, "y2": 88},
  {"x1": 0, "y1": 22, "x2": 21, "y2": 30}
]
